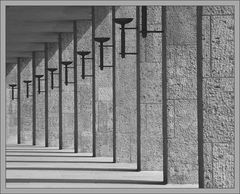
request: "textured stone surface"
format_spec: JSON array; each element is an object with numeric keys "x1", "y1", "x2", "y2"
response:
[
  {"x1": 141, "y1": 135, "x2": 163, "y2": 171},
  {"x1": 62, "y1": 92, "x2": 74, "y2": 113},
  {"x1": 145, "y1": 33, "x2": 162, "y2": 63},
  {"x1": 167, "y1": 6, "x2": 197, "y2": 45},
  {"x1": 63, "y1": 113, "x2": 74, "y2": 148},
  {"x1": 202, "y1": 16, "x2": 211, "y2": 77},
  {"x1": 174, "y1": 100, "x2": 197, "y2": 144},
  {"x1": 203, "y1": 143, "x2": 213, "y2": 188},
  {"x1": 147, "y1": 6, "x2": 162, "y2": 25},
  {"x1": 167, "y1": 45, "x2": 197, "y2": 99},
  {"x1": 140, "y1": 62, "x2": 162, "y2": 103},
  {"x1": 145, "y1": 104, "x2": 162, "y2": 137},
  {"x1": 212, "y1": 143, "x2": 234, "y2": 188},
  {"x1": 48, "y1": 115, "x2": 59, "y2": 147},
  {"x1": 168, "y1": 141, "x2": 198, "y2": 184},
  {"x1": 203, "y1": 6, "x2": 234, "y2": 15},
  {"x1": 139, "y1": 6, "x2": 163, "y2": 170},
  {"x1": 140, "y1": 103, "x2": 163, "y2": 169},
  {"x1": 96, "y1": 132, "x2": 113, "y2": 157},
  {"x1": 35, "y1": 51, "x2": 45, "y2": 146},
  {"x1": 166, "y1": 6, "x2": 198, "y2": 184},
  {"x1": 6, "y1": 66, "x2": 18, "y2": 144},
  {"x1": 115, "y1": 6, "x2": 137, "y2": 161},
  {"x1": 203, "y1": 78, "x2": 234, "y2": 143},
  {"x1": 78, "y1": 83, "x2": 92, "y2": 153},
  {"x1": 202, "y1": 7, "x2": 235, "y2": 189},
  {"x1": 95, "y1": 7, "x2": 113, "y2": 157},
  {"x1": 97, "y1": 101, "x2": 112, "y2": 133},
  {"x1": 116, "y1": 133, "x2": 132, "y2": 163},
  {"x1": 48, "y1": 42, "x2": 59, "y2": 147},
  {"x1": 211, "y1": 16, "x2": 234, "y2": 77},
  {"x1": 167, "y1": 100, "x2": 175, "y2": 138},
  {"x1": 79, "y1": 132, "x2": 92, "y2": 153},
  {"x1": 20, "y1": 58, "x2": 33, "y2": 144}
]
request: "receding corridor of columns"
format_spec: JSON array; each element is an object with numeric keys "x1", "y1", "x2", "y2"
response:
[{"x1": 4, "y1": 4, "x2": 236, "y2": 191}]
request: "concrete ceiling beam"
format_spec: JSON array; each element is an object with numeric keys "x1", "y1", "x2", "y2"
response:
[
  {"x1": 6, "y1": 57, "x2": 18, "y2": 64},
  {"x1": 7, "y1": 21, "x2": 74, "y2": 33},
  {"x1": 6, "y1": 6, "x2": 92, "y2": 21},
  {"x1": 7, "y1": 43, "x2": 45, "y2": 52},
  {"x1": 7, "y1": 33, "x2": 59, "y2": 43},
  {"x1": 7, "y1": 51, "x2": 33, "y2": 58}
]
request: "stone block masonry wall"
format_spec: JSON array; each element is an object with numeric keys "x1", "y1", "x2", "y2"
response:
[
  {"x1": 48, "y1": 42, "x2": 59, "y2": 147},
  {"x1": 20, "y1": 58, "x2": 33, "y2": 144},
  {"x1": 95, "y1": 6, "x2": 113, "y2": 157},
  {"x1": 6, "y1": 65, "x2": 17, "y2": 144},
  {"x1": 61, "y1": 33, "x2": 74, "y2": 148},
  {"x1": 140, "y1": 6, "x2": 163, "y2": 171},
  {"x1": 166, "y1": 6, "x2": 198, "y2": 184},
  {"x1": 115, "y1": 6, "x2": 137, "y2": 163},
  {"x1": 35, "y1": 52, "x2": 45, "y2": 146},
  {"x1": 202, "y1": 6, "x2": 235, "y2": 188},
  {"x1": 77, "y1": 20, "x2": 93, "y2": 153}
]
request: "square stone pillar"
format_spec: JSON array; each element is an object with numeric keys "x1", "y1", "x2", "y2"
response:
[
  {"x1": 6, "y1": 65, "x2": 18, "y2": 144},
  {"x1": 20, "y1": 58, "x2": 33, "y2": 144},
  {"x1": 202, "y1": 6, "x2": 235, "y2": 188},
  {"x1": 35, "y1": 52, "x2": 45, "y2": 146},
  {"x1": 48, "y1": 43, "x2": 59, "y2": 147},
  {"x1": 166, "y1": 6, "x2": 198, "y2": 184}
]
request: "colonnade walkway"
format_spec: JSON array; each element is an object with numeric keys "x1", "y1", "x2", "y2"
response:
[{"x1": 6, "y1": 144, "x2": 197, "y2": 188}]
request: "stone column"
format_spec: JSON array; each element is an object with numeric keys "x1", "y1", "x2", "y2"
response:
[
  {"x1": 95, "y1": 6, "x2": 113, "y2": 157},
  {"x1": 202, "y1": 5, "x2": 235, "y2": 188},
  {"x1": 166, "y1": 6, "x2": 198, "y2": 184},
  {"x1": 76, "y1": 20, "x2": 93, "y2": 153},
  {"x1": 140, "y1": 6, "x2": 164, "y2": 171},
  {"x1": 48, "y1": 43, "x2": 59, "y2": 147},
  {"x1": 115, "y1": 6, "x2": 137, "y2": 163},
  {"x1": 61, "y1": 33, "x2": 74, "y2": 149},
  {"x1": 35, "y1": 52, "x2": 45, "y2": 146},
  {"x1": 6, "y1": 65, "x2": 18, "y2": 144},
  {"x1": 20, "y1": 58, "x2": 33, "y2": 144}
]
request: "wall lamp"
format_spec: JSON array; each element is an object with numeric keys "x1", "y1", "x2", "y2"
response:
[
  {"x1": 23, "y1": 80, "x2": 32, "y2": 98},
  {"x1": 35, "y1": 75, "x2": 45, "y2": 94},
  {"x1": 62, "y1": 61, "x2": 74, "y2": 86},
  {"x1": 141, "y1": 6, "x2": 163, "y2": 38},
  {"x1": 77, "y1": 51, "x2": 93, "y2": 79},
  {"x1": 94, "y1": 37, "x2": 113, "y2": 70},
  {"x1": 9, "y1": 84, "x2": 18, "y2": 100},
  {"x1": 114, "y1": 18, "x2": 137, "y2": 58},
  {"x1": 47, "y1": 68, "x2": 59, "y2": 89}
]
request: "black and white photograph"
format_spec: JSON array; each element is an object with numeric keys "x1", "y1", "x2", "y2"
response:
[{"x1": 0, "y1": 0, "x2": 239, "y2": 193}]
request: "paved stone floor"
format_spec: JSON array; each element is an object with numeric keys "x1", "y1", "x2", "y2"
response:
[{"x1": 5, "y1": 144, "x2": 198, "y2": 188}]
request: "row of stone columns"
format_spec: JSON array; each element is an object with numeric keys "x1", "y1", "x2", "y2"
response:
[
  {"x1": 8, "y1": 6, "x2": 146, "y2": 166},
  {"x1": 6, "y1": 5, "x2": 235, "y2": 188}
]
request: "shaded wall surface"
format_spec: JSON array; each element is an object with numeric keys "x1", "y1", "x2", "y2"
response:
[
  {"x1": 35, "y1": 52, "x2": 45, "y2": 146},
  {"x1": 6, "y1": 66, "x2": 17, "y2": 144},
  {"x1": 19, "y1": 58, "x2": 33, "y2": 144},
  {"x1": 95, "y1": 7, "x2": 113, "y2": 157},
  {"x1": 5, "y1": 5, "x2": 235, "y2": 188},
  {"x1": 48, "y1": 42, "x2": 60, "y2": 147}
]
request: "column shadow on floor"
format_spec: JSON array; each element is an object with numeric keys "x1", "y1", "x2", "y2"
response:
[
  {"x1": 6, "y1": 167, "x2": 137, "y2": 172},
  {"x1": 6, "y1": 160, "x2": 114, "y2": 163},
  {"x1": 6, "y1": 154, "x2": 94, "y2": 158},
  {"x1": 6, "y1": 151, "x2": 77, "y2": 154},
  {"x1": 6, "y1": 178, "x2": 166, "y2": 185}
]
